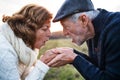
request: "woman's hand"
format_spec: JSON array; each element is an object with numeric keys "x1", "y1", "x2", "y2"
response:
[{"x1": 47, "y1": 47, "x2": 77, "y2": 67}]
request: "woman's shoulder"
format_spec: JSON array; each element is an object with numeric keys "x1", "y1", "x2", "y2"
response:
[
  {"x1": 0, "y1": 39, "x2": 19, "y2": 80},
  {"x1": 0, "y1": 43, "x2": 18, "y2": 64},
  {"x1": 0, "y1": 33, "x2": 18, "y2": 63},
  {"x1": 0, "y1": 34, "x2": 18, "y2": 72}
]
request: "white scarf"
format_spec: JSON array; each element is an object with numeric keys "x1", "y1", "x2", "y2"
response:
[{"x1": 1, "y1": 23, "x2": 38, "y2": 79}]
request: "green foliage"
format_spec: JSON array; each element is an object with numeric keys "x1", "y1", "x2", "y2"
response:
[
  {"x1": 44, "y1": 65, "x2": 85, "y2": 80},
  {"x1": 39, "y1": 39, "x2": 88, "y2": 57},
  {"x1": 39, "y1": 39, "x2": 87, "y2": 80}
]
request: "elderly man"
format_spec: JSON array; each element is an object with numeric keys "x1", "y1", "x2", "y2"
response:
[{"x1": 41, "y1": 0, "x2": 120, "y2": 80}]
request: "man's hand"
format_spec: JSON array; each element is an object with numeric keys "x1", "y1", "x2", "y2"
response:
[{"x1": 47, "y1": 47, "x2": 77, "y2": 67}]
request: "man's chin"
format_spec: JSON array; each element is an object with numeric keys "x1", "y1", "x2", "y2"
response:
[{"x1": 73, "y1": 41, "x2": 85, "y2": 46}]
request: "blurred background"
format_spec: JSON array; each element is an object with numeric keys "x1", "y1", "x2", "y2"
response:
[
  {"x1": 0, "y1": 0, "x2": 120, "y2": 32},
  {"x1": 0, "y1": 0, "x2": 120, "y2": 80}
]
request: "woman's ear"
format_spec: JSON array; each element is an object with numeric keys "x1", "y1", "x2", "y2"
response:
[{"x1": 78, "y1": 14, "x2": 88, "y2": 27}]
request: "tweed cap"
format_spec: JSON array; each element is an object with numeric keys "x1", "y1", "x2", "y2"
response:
[{"x1": 53, "y1": 0, "x2": 94, "y2": 22}]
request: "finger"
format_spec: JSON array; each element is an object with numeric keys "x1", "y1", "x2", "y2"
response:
[
  {"x1": 50, "y1": 61, "x2": 65, "y2": 67},
  {"x1": 43, "y1": 54, "x2": 57, "y2": 64},
  {"x1": 46, "y1": 54, "x2": 57, "y2": 63},
  {"x1": 51, "y1": 49, "x2": 61, "y2": 54},
  {"x1": 40, "y1": 49, "x2": 61, "y2": 64},
  {"x1": 40, "y1": 55, "x2": 43, "y2": 59},
  {"x1": 47, "y1": 55, "x2": 60, "y2": 66}
]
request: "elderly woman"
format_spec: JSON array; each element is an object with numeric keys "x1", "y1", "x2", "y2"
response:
[{"x1": 0, "y1": 4, "x2": 52, "y2": 80}]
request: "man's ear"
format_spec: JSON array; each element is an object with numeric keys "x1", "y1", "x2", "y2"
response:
[{"x1": 78, "y1": 14, "x2": 88, "y2": 27}]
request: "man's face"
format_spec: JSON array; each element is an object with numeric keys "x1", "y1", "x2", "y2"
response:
[{"x1": 60, "y1": 18, "x2": 91, "y2": 46}]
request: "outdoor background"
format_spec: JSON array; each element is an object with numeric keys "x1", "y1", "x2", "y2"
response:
[
  {"x1": 0, "y1": 0, "x2": 120, "y2": 32},
  {"x1": 0, "y1": 0, "x2": 120, "y2": 80}
]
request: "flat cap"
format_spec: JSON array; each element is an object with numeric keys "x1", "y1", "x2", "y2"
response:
[{"x1": 53, "y1": 0, "x2": 94, "y2": 22}]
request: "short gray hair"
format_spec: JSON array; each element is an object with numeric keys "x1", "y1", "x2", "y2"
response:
[{"x1": 67, "y1": 10, "x2": 100, "y2": 22}]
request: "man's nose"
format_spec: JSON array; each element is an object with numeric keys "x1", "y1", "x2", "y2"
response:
[{"x1": 63, "y1": 29, "x2": 69, "y2": 36}]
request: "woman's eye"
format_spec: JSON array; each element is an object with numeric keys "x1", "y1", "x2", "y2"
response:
[
  {"x1": 42, "y1": 29, "x2": 47, "y2": 31},
  {"x1": 42, "y1": 25, "x2": 50, "y2": 31}
]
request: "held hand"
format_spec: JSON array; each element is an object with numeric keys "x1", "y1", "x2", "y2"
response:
[
  {"x1": 47, "y1": 47, "x2": 77, "y2": 67},
  {"x1": 40, "y1": 49, "x2": 59, "y2": 64}
]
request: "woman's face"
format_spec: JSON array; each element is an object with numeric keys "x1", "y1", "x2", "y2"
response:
[{"x1": 34, "y1": 20, "x2": 51, "y2": 49}]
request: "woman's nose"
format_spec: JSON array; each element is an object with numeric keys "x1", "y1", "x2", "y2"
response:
[{"x1": 47, "y1": 29, "x2": 51, "y2": 37}]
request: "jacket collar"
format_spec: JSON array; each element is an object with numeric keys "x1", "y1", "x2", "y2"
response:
[{"x1": 92, "y1": 9, "x2": 110, "y2": 35}]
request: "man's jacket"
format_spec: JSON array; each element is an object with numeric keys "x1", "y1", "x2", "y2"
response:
[{"x1": 73, "y1": 9, "x2": 120, "y2": 80}]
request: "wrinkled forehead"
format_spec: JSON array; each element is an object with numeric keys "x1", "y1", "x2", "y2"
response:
[
  {"x1": 60, "y1": 19, "x2": 66, "y2": 26},
  {"x1": 60, "y1": 17, "x2": 72, "y2": 25}
]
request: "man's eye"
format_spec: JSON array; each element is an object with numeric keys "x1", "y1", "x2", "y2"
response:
[{"x1": 66, "y1": 27, "x2": 69, "y2": 29}]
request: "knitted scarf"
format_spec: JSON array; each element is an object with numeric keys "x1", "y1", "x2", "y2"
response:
[{"x1": 1, "y1": 23, "x2": 38, "y2": 79}]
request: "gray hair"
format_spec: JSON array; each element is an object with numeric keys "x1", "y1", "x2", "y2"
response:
[{"x1": 67, "y1": 10, "x2": 100, "y2": 22}]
